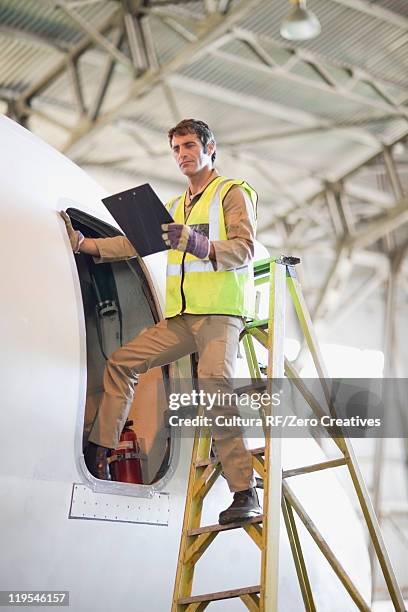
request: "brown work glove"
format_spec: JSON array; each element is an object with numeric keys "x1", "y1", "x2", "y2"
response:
[
  {"x1": 59, "y1": 210, "x2": 84, "y2": 253},
  {"x1": 161, "y1": 223, "x2": 210, "y2": 259}
]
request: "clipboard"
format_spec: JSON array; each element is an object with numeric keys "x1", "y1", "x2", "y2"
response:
[{"x1": 102, "y1": 183, "x2": 174, "y2": 257}]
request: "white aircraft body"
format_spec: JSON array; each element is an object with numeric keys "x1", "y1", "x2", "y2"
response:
[{"x1": 0, "y1": 116, "x2": 371, "y2": 611}]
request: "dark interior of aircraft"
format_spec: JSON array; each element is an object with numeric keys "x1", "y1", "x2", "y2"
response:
[{"x1": 67, "y1": 209, "x2": 172, "y2": 485}]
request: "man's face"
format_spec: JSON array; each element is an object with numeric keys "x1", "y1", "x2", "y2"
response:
[{"x1": 171, "y1": 131, "x2": 214, "y2": 177}]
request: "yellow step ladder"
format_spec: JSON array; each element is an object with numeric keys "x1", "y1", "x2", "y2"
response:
[{"x1": 171, "y1": 256, "x2": 405, "y2": 612}]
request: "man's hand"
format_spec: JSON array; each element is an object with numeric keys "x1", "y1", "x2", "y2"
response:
[
  {"x1": 59, "y1": 210, "x2": 84, "y2": 253},
  {"x1": 161, "y1": 223, "x2": 210, "y2": 259}
]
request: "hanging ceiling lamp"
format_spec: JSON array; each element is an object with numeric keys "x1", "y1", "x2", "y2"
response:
[{"x1": 280, "y1": 0, "x2": 321, "y2": 41}]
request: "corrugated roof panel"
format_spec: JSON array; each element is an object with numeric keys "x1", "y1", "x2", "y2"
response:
[
  {"x1": 153, "y1": 1, "x2": 206, "y2": 19},
  {"x1": 351, "y1": 80, "x2": 397, "y2": 103},
  {"x1": 373, "y1": 0, "x2": 408, "y2": 18},
  {"x1": 240, "y1": 0, "x2": 408, "y2": 89},
  {"x1": 0, "y1": 0, "x2": 118, "y2": 46},
  {"x1": 169, "y1": 93, "x2": 291, "y2": 135},
  {"x1": 290, "y1": 60, "x2": 335, "y2": 85},
  {"x1": 47, "y1": 47, "x2": 128, "y2": 111},
  {"x1": 217, "y1": 38, "x2": 404, "y2": 123},
  {"x1": 381, "y1": 117, "x2": 408, "y2": 141},
  {"x1": 0, "y1": 1, "x2": 124, "y2": 101},
  {"x1": 179, "y1": 55, "x2": 375, "y2": 123},
  {"x1": 147, "y1": 14, "x2": 192, "y2": 66},
  {"x1": 40, "y1": 69, "x2": 84, "y2": 114},
  {"x1": 0, "y1": 38, "x2": 61, "y2": 94}
]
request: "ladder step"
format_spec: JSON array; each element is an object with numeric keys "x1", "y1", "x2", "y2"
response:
[
  {"x1": 245, "y1": 319, "x2": 269, "y2": 330},
  {"x1": 254, "y1": 458, "x2": 347, "y2": 488},
  {"x1": 188, "y1": 515, "x2": 263, "y2": 536},
  {"x1": 195, "y1": 446, "x2": 265, "y2": 468},
  {"x1": 196, "y1": 453, "x2": 345, "y2": 476},
  {"x1": 178, "y1": 585, "x2": 261, "y2": 605},
  {"x1": 234, "y1": 380, "x2": 267, "y2": 394},
  {"x1": 283, "y1": 457, "x2": 347, "y2": 478},
  {"x1": 253, "y1": 256, "x2": 275, "y2": 277}
]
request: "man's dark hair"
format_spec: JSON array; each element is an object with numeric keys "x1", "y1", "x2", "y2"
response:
[{"x1": 168, "y1": 119, "x2": 216, "y2": 163}]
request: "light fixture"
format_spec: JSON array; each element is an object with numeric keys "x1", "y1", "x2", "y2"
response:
[{"x1": 280, "y1": 0, "x2": 321, "y2": 41}]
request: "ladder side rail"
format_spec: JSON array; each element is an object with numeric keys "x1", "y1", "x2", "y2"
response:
[
  {"x1": 172, "y1": 427, "x2": 212, "y2": 611},
  {"x1": 262, "y1": 260, "x2": 286, "y2": 611},
  {"x1": 345, "y1": 447, "x2": 406, "y2": 611},
  {"x1": 242, "y1": 333, "x2": 262, "y2": 379},
  {"x1": 285, "y1": 269, "x2": 331, "y2": 401},
  {"x1": 281, "y1": 494, "x2": 317, "y2": 612},
  {"x1": 286, "y1": 265, "x2": 405, "y2": 611}
]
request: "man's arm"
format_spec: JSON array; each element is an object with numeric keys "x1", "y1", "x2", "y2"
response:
[
  {"x1": 60, "y1": 211, "x2": 100, "y2": 255},
  {"x1": 92, "y1": 236, "x2": 137, "y2": 262},
  {"x1": 59, "y1": 211, "x2": 137, "y2": 261},
  {"x1": 79, "y1": 237, "x2": 100, "y2": 256},
  {"x1": 209, "y1": 185, "x2": 256, "y2": 270}
]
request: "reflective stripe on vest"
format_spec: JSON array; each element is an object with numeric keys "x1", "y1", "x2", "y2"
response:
[
  {"x1": 167, "y1": 262, "x2": 250, "y2": 276},
  {"x1": 167, "y1": 196, "x2": 181, "y2": 218},
  {"x1": 164, "y1": 176, "x2": 257, "y2": 318}
]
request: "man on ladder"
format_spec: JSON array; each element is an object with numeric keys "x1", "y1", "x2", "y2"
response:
[{"x1": 61, "y1": 118, "x2": 262, "y2": 525}]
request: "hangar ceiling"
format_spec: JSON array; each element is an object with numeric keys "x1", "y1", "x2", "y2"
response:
[
  {"x1": 1, "y1": 0, "x2": 407, "y2": 348},
  {"x1": 1, "y1": 0, "x2": 407, "y2": 336},
  {"x1": 1, "y1": 0, "x2": 407, "y2": 603},
  {"x1": 1, "y1": 0, "x2": 407, "y2": 353}
]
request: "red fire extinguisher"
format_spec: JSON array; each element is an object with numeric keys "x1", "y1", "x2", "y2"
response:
[{"x1": 109, "y1": 420, "x2": 143, "y2": 484}]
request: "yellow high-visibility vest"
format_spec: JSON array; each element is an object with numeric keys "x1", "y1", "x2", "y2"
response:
[{"x1": 164, "y1": 175, "x2": 257, "y2": 318}]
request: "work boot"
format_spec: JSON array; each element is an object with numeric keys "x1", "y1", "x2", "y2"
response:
[
  {"x1": 84, "y1": 442, "x2": 112, "y2": 480},
  {"x1": 218, "y1": 488, "x2": 261, "y2": 525}
]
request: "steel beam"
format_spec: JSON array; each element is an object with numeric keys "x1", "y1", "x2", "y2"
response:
[
  {"x1": 311, "y1": 242, "x2": 353, "y2": 321},
  {"x1": 344, "y1": 183, "x2": 395, "y2": 209},
  {"x1": 87, "y1": 28, "x2": 125, "y2": 122},
  {"x1": 21, "y1": 104, "x2": 72, "y2": 132},
  {"x1": 383, "y1": 146, "x2": 404, "y2": 201},
  {"x1": 347, "y1": 197, "x2": 408, "y2": 251},
  {"x1": 370, "y1": 254, "x2": 398, "y2": 601},
  {"x1": 337, "y1": 188, "x2": 356, "y2": 236},
  {"x1": 325, "y1": 187, "x2": 344, "y2": 237},
  {"x1": 122, "y1": 0, "x2": 149, "y2": 73},
  {"x1": 67, "y1": 58, "x2": 86, "y2": 117},
  {"x1": 156, "y1": 13, "x2": 198, "y2": 43},
  {"x1": 218, "y1": 0, "x2": 232, "y2": 14},
  {"x1": 204, "y1": 0, "x2": 217, "y2": 14},
  {"x1": 6, "y1": 100, "x2": 29, "y2": 128},
  {"x1": 15, "y1": 8, "x2": 122, "y2": 106},
  {"x1": 138, "y1": 14, "x2": 181, "y2": 121},
  {"x1": 60, "y1": 0, "x2": 279, "y2": 154},
  {"x1": 59, "y1": 4, "x2": 133, "y2": 70},
  {"x1": 296, "y1": 130, "x2": 408, "y2": 225}
]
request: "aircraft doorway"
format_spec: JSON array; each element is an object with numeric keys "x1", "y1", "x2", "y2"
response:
[{"x1": 67, "y1": 208, "x2": 172, "y2": 487}]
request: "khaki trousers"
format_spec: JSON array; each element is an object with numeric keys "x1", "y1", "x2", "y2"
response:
[{"x1": 88, "y1": 313, "x2": 255, "y2": 492}]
